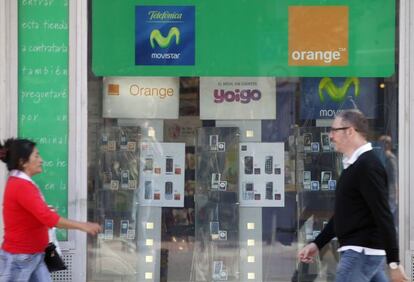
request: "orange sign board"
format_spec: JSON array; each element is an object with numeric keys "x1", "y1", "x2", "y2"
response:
[{"x1": 288, "y1": 6, "x2": 349, "y2": 66}]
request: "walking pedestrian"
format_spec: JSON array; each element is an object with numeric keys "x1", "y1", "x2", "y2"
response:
[{"x1": 298, "y1": 110, "x2": 408, "y2": 282}]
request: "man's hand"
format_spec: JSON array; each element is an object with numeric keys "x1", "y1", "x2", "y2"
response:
[
  {"x1": 297, "y1": 242, "x2": 319, "y2": 263},
  {"x1": 390, "y1": 265, "x2": 409, "y2": 282}
]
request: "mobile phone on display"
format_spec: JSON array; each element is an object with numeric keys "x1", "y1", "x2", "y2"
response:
[
  {"x1": 120, "y1": 170, "x2": 129, "y2": 188},
  {"x1": 245, "y1": 182, "x2": 253, "y2": 192},
  {"x1": 265, "y1": 182, "x2": 273, "y2": 200},
  {"x1": 210, "y1": 221, "x2": 219, "y2": 235},
  {"x1": 165, "y1": 181, "x2": 173, "y2": 200},
  {"x1": 265, "y1": 156, "x2": 273, "y2": 174},
  {"x1": 209, "y1": 135, "x2": 219, "y2": 150},
  {"x1": 144, "y1": 181, "x2": 152, "y2": 199},
  {"x1": 211, "y1": 173, "x2": 221, "y2": 189},
  {"x1": 144, "y1": 158, "x2": 153, "y2": 171},
  {"x1": 244, "y1": 156, "x2": 253, "y2": 174},
  {"x1": 120, "y1": 134, "x2": 127, "y2": 146},
  {"x1": 244, "y1": 182, "x2": 254, "y2": 200},
  {"x1": 104, "y1": 219, "x2": 114, "y2": 240},
  {"x1": 120, "y1": 220, "x2": 129, "y2": 238},
  {"x1": 166, "y1": 157, "x2": 173, "y2": 174}
]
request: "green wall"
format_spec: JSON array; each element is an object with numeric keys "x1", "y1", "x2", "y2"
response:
[{"x1": 18, "y1": 0, "x2": 69, "y2": 240}]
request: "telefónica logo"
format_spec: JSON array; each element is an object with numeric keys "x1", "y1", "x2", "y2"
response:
[
  {"x1": 150, "y1": 27, "x2": 180, "y2": 49},
  {"x1": 318, "y1": 77, "x2": 359, "y2": 103}
]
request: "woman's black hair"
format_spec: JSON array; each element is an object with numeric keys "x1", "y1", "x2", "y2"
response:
[{"x1": 0, "y1": 138, "x2": 36, "y2": 171}]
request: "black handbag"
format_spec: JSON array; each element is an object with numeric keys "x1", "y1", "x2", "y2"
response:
[{"x1": 44, "y1": 242, "x2": 67, "y2": 272}]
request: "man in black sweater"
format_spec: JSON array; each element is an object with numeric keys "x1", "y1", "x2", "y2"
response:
[{"x1": 298, "y1": 110, "x2": 408, "y2": 282}]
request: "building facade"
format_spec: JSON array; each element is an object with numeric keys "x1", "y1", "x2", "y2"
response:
[{"x1": 1, "y1": 1, "x2": 414, "y2": 281}]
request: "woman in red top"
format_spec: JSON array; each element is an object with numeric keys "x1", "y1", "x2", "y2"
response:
[{"x1": 0, "y1": 138, "x2": 101, "y2": 281}]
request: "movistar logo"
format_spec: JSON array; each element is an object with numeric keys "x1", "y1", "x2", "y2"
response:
[
  {"x1": 318, "y1": 77, "x2": 359, "y2": 103},
  {"x1": 150, "y1": 27, "x2": 180, "y2": 49}
]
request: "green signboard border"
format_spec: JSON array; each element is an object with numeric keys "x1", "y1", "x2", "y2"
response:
[{"x1": 92, "y1": 0, "x2": 395, "y2": 77}]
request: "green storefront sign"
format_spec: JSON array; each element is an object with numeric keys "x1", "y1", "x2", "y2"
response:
[
  {"x1": 18, "y1": 0, "x2": 69, "y2": 240},
  {"x1": 93, "y1": 0, "x2": 395, "y2": 77}
]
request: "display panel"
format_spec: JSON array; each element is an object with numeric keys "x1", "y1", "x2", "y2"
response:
[
  {"x1": 90, "y1": 125, "x2": 141, "y2": 281},
  {"x1": 139, "y1": 142, "x2": 185, "y2": 207},
  {"x1": 239, "y1": 142, "x2": 285, "y2": 207},
  {"x1": 194, "y1": 127, "x2": 240, "y2": 281}
]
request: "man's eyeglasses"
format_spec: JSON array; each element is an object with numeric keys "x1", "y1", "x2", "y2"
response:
[{"x1": 329, "y1": 127, "x2": 350, "y2": 133}]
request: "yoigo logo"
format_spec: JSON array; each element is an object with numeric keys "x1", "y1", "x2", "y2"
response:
[
  {"x1": 213, "y1": 89, "x2": 261, "y2": 104},
  {"x1": 318, "y1": 77, "x2": 359, "y2": 103},
  {"x1": 150, "y1": 27, "x2": 180, "y2": 49}
]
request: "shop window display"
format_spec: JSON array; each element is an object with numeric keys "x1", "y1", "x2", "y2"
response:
[{"x1": 87, "y1": 75, "x2": 399, "y2": 281}]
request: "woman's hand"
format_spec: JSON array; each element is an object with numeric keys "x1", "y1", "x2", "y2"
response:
[
  {"x1": 80, "y1": 222, "x2": 102, "y2": 235},
  {"x1": 56, "y1": 217, "x2": 101, "y2": 235}
]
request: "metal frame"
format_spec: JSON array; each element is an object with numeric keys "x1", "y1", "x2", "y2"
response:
[
  {"x1": 399, "y1": 0, "x2": 414, "y2": 277},
  {"x1": 0, "y1": 0, "x2": 18, "y2": 242},
  {"x1": 68, "y1": 0, "x2": 89, "y2": 280}
]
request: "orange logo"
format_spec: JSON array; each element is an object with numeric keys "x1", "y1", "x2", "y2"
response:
[
  {"x1": 108, "y1": 84, "x2": 120, "y2": 95},
  {"x1": 288, "y1": 6, "x2": 349, "y2": 66}
]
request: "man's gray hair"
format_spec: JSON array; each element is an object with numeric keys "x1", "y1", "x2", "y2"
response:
[{"x1": 336, "y1": 109, "x2": 369, "y2": 138}]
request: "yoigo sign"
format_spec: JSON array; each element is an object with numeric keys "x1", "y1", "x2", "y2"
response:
[
  {"x1": 103, "y1": 77, "x2": 179, "y2": 119},
  {"x1": 300, "y1": 77, "x2": 378, "y2": 119},
  {"x1": 135, "y1": 6, "x2": 195, "y2": 65},
  {"x1": 213, "y1": 88, "x2": 262, "y2": 104},
  {"x1": 200, "y1": 77, "x2": 276, "y2": 120}
]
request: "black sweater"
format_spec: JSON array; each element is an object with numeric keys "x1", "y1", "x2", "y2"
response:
[{"x1": 313, "y1": 150, "x2": 399, "y2": 263}]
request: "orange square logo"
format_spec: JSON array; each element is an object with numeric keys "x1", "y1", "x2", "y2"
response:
[
  {"x1": 108, "y1": 84, "x2": 120, "y2": 95},
  {"x1": 288, "y1": 6, "x2": 348, "y2": 66}
]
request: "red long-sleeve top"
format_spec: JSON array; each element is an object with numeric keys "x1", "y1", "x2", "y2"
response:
[{"x1": 2, "y1": 176, "x2": 60, "y2": 253}]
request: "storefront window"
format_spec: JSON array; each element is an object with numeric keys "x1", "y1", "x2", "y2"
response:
[{"x1": 87, "y1": 1, "x2": 399, "y2": 281}]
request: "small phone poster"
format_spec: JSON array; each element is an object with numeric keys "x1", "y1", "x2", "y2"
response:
[
  {"x1": 120, "y1": 170, "x2": 130, "y2": 189},
  {"x1": 321, "y1": 171, "x2": 332, "y2": 190},
  {"x1": 104, "y1": 219, "x2": 114, "y2": 240},
  {"x1": 303, "y1": 133, "x2": 312, "y2": 152},
  {"x1": 212, "y1": 260, "x2": 228, "y2": 281},
  {"x1": 139, "y1": 142, "x2": 185, "y2": 207},
  {"x1": 239, "y1": 142, "x2": 285, "y2": 207},
  {"x1": 210, "y1": 221, "x2": 220, "y2": 240},
  {"x1": 120, "y1": 220, "x2": 129, "y2": 239},
  {"x1": 321, "y1": 132, "x2": 331, "y2": 151}
]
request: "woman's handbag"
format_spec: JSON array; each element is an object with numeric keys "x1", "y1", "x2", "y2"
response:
[
  {"x1": 44, "y1": 227, "x2": 67, "y2": 272},
  {"x1": 44, "y1": 242, "x2": 67, "y2": 272}
]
